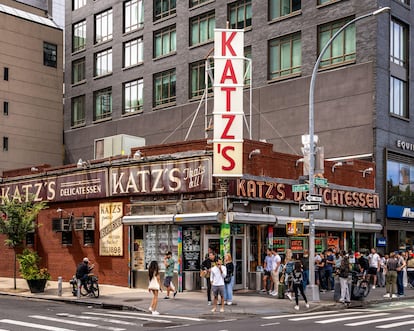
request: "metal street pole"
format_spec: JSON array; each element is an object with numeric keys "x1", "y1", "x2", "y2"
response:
[{"x1": 307, "y1": 7, "x2": 390, "y2": 302}]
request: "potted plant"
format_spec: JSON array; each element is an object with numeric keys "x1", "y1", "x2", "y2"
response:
[{"x1": 17, "y1": 248, "x2": 50, "y2": 293}]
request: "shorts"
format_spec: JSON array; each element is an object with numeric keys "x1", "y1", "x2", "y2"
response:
[
  {"x1": 163, "y1": 276, "x2": 173, "y2": 287},
  {"x1": 212, "y1": 285, "x2": 224, "y2": 298},
  {"x1": 368, "y1": 267, "x2": 378, "y2": 275},
  {"x1": 264, "y1": 270, "x2": 271, "y2": 277}
]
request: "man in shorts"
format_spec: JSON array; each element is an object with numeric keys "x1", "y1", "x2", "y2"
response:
[
  {"x1": 261, "y1": 248, "x2": 274, "y2": 293},
  {"x1": 368, "y1": 248, "x2": 380, "y2": 289},
  {"x1": 210, "y1": 258, "x2": 227, "y2": 313},
  {"x1": 163, "y1": 251, "x2": 177, "y2": 299}
]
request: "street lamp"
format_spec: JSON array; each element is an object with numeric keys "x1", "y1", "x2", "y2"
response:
[{"x1": 307, "y1": 7, "x2": 390, "y2": 302}]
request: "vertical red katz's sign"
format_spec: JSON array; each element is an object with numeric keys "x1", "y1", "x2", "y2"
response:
[{"x1": 213, "y1": 29, "x2": 244, "y2": 177}]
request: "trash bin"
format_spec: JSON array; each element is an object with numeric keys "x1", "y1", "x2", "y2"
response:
[
  {"x1": 278, "y1": 283, "x2": 286, "y2": 299},
  {"x1": 184, "y1": 271, "x2": 201, "y2": 291}
]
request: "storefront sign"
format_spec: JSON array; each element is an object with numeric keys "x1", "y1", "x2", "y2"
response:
[
  {"x1": 231, "y1": 179, "x2": 379, "y2": 209},
  {"x1": 273, "y1": 237, "x2": 286, "y2": 253},
  {"x1": 182, "y1": 227, "x2": 201, "y2": 271},
  {"x1": 213, "y1": 29, "x2": 244, "y2": 177},
  {"x1": 220, "y1": 223, "x2": 231, "y2": 257},
  {"x1": 376, "y1": 237, "x2": 387, "y2": 247},
  {"x1": 387, "y1": 204, "x2": 414, "y2": 219},
  {"x1": 99, "y1": 202, "x2": 123, "y2": 256},
  {"x1": 0, "y1": 169, "x2": 107, "y2": 203},
  {"x1": 396, "y1": 139, "x2": 414, "y2": 152},
  {"x1": 327, "y1": 237, "x2": 339, "y2": 251},
  {"x1": 290, "y1": 237, "x2": 305, "y2": 252},
  {"x1": 110, "y1": 157, "x2": 212, "y2": 196}
]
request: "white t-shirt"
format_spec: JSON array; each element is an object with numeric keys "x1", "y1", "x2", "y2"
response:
[
  {"x1": 369, "y1": 253, "x2": 380, "y2": 268},
  {"x1": 272, "y1": 254, "x2": 281, "y2": 271},
  {"x1": 210, "y1": 265, "x2": 227, "y2": 286}
]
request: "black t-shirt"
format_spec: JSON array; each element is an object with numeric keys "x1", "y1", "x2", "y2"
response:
[{"x1": 76, "y1": 262, "x2": 89, "y2": 279}]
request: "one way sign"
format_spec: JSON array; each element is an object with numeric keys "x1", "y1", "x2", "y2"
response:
[
  {"x1": 299, "y1": 201, "x2": 320, "y2": 212},
  {"x1": 306, "y1": 194, "x2": 323, "y2": 203}
]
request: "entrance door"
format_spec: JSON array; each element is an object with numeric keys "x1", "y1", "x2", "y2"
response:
[{"x1": 232, "y1": 235, "x2": 245, "y2": 290}]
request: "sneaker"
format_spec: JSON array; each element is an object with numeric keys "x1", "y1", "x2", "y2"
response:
[
  {"x1": 173, "y1": 291, "x2": 177, "y2": 298},
  {"x1": 305, "y1": 303, "x2": 310, "y2": 308},
  {"x1": 271, "y1": 292, "x2": 278, "y2": 297},
  {"x1": 260, "y1": 289, "x2": 267, "y2": 293},
  {"x1": 372, "y1": 285, "x2": 376, "y2": 289},
  {"x1": 220, "y1": 308, "x2": 224, "y2": 312},
  {"x1": 286, "y1": 293, "x2": 292, "y2": 301},
  {"x1": 148, "y1": 306, "x2": 153, "y2": 312},
  {"x1": 152, "y1": 311, "x2": 160, "y2": 315},
  {"x1": 211, "y1": 307, "x2": 216, "y2": 312},
  {"x1": 383, "y1": 293, "x2": 390, "y2": 298},
  {"x1": 294, "y1": 305, "x2": 299, "y2": 311},
  {"x1": 269, "y1": 291, "x2": 274, "y2": 295},
  {"x1": 164, "y1": 296, "x2": 170, "y2": 299},
  {"x1": 208, "y1": 301, "x2": 212, "y2": 305},
  {"x1": 227, "y1": 302, "x2": 232, "y2": 305},
  {"x1": 391, "y1": 294, "x2": 398, "y2": 298},
  {"x1": 399, "y1": 294, "x2": 405, "y2": 297}
]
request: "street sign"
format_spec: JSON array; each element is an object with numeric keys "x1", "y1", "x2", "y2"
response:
[
  {"x1": 292, "y1": 184, "x2": 309, "y2": 192},
  {"x1": 299, "y1": 201, "x2": 320, "y2": 212},
  {"x1": 314, "y1": 177, "x2": 328, "y2": 187},
  {"x1": 306, "y1": 194, "x2": 323, "y2": 203}
]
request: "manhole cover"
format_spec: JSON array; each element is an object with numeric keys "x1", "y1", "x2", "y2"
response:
[{"x1": 143, "y1": 322, "x2": 180, "y2": 327}]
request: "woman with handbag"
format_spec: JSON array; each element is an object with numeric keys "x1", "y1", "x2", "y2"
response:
[
  {"x1": 148, "y1": 260, "x2": 162, "y2": 315},
  {"x1": 224, "y1": 253, "x2": 234, "y2": 305}
]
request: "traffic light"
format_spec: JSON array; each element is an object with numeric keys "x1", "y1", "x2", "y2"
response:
[{"x1": 286, "y1": 220, "x2": 305, "y2": 235}]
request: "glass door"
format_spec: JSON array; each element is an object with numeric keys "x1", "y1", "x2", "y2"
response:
[{"x1": 233, "y1": 235, "x2": 245, "y2": 290}]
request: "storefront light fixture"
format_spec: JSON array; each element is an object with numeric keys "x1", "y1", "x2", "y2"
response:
[
  {"x1": 362, "y1": 167, "x2": 373, "y2": 177},
  {"x1": 248, "y1": 149, "x2": 261, "y2": 159},
  {"x1": 331, "y1": 162, "x2": 343, "y2": 173}
]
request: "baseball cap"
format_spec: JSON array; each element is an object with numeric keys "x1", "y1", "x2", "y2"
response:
[{"x1": 83, "y1": 257, "x2": 89, "y2": 263}]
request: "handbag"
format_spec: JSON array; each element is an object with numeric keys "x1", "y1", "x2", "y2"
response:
[{"x1": 224, "y1": 274, "x2": 232, "y2": 283}]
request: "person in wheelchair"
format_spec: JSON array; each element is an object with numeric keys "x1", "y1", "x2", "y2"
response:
[{"x1": 76, "y1": 257, "x2": 94, "y2": 291}]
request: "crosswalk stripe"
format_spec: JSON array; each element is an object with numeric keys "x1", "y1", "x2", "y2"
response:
[
  {"x1": 316, "y1": 313, "x2": 389, "y2": 324},
  {"x1": 345, "y1": 315, "x2": 414, "y2": 326},
  {"x1": 0, "y1": 328, "x2": 10, "y2": 331},
  {"x1": 29, "y1": 315, "x2": 125, "y2": 331},
  {"x1": 83, "y1": 312, "x2": 172, "y2": 323},
  {"x1": 0, "y1": 319, "x2": 74, "y2": 331},
  {"x1": 56, "y1": 313, "x2": 138, "y2": 326},
  {"x1": 262, "y1": 311, "x2": 340, "y2": 320},
  {"x1": 94, "y1": 310, "x2": 206, "y2": 322},
  {"x1": 376, "y1": 320, "x2": 414, "y2": 329},
  {"x1": 289, "y1": 312, "x2": 364, "y2": 321}
]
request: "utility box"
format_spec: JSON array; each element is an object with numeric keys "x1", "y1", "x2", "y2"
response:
[{"x1": 94, "y1": 134, "x2": 145, "y2": 159}]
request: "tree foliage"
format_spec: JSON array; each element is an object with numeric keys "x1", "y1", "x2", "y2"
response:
[{"x1": 0, "y1": 199, "x2": 47, "y2": 248}]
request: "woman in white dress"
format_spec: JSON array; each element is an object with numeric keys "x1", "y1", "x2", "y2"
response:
[{"x1": 148, "y1": 260, "x2": 162, "y2": 315}]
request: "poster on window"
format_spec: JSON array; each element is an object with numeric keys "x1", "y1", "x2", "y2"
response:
[
  {"x1": 99, "y1": 202, "x2": 123, "y2": 256},
  {"x1": 182, "y1": 227, "x2": 201, "y2": 271}
]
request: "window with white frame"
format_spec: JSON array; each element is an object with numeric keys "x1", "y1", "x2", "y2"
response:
[
  {"x1": 190, "y1": 0, "x2": 210, "y2": 7},
  {"x1": 72, "y1": 58, "x2": 85, "y2": 84},
  {"x1": 124, "y1": 38, "x2": 143, "y2": 68},
  {"x1": 73, "y1": 0, "x2": 86, "y2": 10},
  {"x1": 228, "y1": 0, "x2": 251, "y2": 29},
  {"x1": 269, "y1": 0, "x2": 301, "y2": 20},
  {"x1": 390, "y1": 76, "x2": 408, "y2": 118},
  {"x1": 154, "y1": 25, "x2": 176, "y2": 58},
  {"x1": 95, "y1": 9, "x2": 113, "y2": 44},
  {"x1": 190, "y1": 11, "x2": 215, "y2": 46},
  {"x1": 390, "y1": 18, "x2": 408, "y2": 67},
  {"x1": 154, "y1": 69, "x2": 176, "y2": 107},
  {"x1": 73, "y1": 20, "x2": 86, "y2": 52},
  {"x1": 94, "y1": 88, "x2": 112, "y2": 121},
  {"x1": 318, "y1": 17, "x2": 355, "y2": 67},
  {"x1": 94, "y1": 48, "x2": 112, "y2": 77},
  {"x1": 71, "y1": 95, "x2": 85, "y2": 127},
  {"x1": 124, "y1": 79, "x2": 144, "y2": 114},
  {"x1": 269, "y1": 32, "x2": 301, "y2": 79},
  {"x1": 190, "y1": 60, "x2": 213, "y2": 99},
  {"x1": 124, "y1": 0, "x2": 144, "y2": 33}
]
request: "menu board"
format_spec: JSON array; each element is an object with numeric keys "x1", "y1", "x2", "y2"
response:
[
  {"x1": 273, "y1": 237, "x2": 287, "y2": 253},
  {"x1": 315, "y1": 237, "x2": 326, "y2": 253},
  {"x1": 290, "y1": 237, "x2": 305, "y2": 253},
  {"x1": 144, "y1": 225, "x2": 157, "y2": 268},
  {"x1": 183, "y1": 227, "x2": 201, "y2": 271}
]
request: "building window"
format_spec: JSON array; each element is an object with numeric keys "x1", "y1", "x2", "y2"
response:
[
  {"x1": 62, "y1": 231, "x2": 72, "y2": 245},
  {"x1": 72, "y1": 58, "x2": 85, "y2": 84},
  {"x1": 73, "y1": 0, "x2": 86, "y2": 10},
  {"x1": 4, "y1": 67, "x2": 8, "y2": 81},
  {"x1": 71, "y1": 95, "x2": 86, "y2": 127},
  {"x1": 390, "y1": 76, "x2": 408, "y2": 118},
  {"x1": 190, "y1": 11, "x2": 215, "y2": 46},
  {"x1": 3, "y1": 137, "x2": 8, "y2": 151},
  {"x1": 124, "y1": 0, "x2": 144, "y2": 33},
  {"x1": 190, "y1": 0, "x2": 210, "y2": 7},
  {"x1": 154, "y1": 25, "x2": 176, "y2": 58},
  {"x1": 95, "y1": 9, "x2": 113, "y2": 44},
  {"x1": 3, "y1": 101, "x2": 8, "y2": 116},
  {"x1": 390, "y1": 19, "x2": 408, "y2": 67},
  {"x1": 94, "y1": 88, "x2": 112, "y2": 121},
  {"x1": 318, "y1": 18, "x2": 355, "y2": 68},
  {"x1": 387, "y1": 153, "x2": 414, "y2": 206},
  {"x1": 269, "y1": 32, "x2": 301, "y2": 79},
  {"x1": 269, "y1": 0, "x2": 301, "y2": 20},
  {"x1": 396, "y1": 0, "x2": 410, "y2": 5},
  {"x1": 44, "y1": 42, "x2": 57, "y2": 67},
  {"x1": 154, "y1": 69, "x2": 176, "y2": 107},
  {"x1": 124, "y1": 38, "x2": 143, "y2": 68},
  {"x1": 228, "y1": 0, "x2": 251, "y2": 29},
  {"x1": 94, "y1": 48, "x2": 112, "y2": 77},
  {"x1": 73, "y1": 20, "x2": 86, "y2": 52},
  {"x1": 84, "y1": 230, "x2": 95, "y2": 246},
  {"x1": 190, "y1": 60, "x2": 213, "y2": 99},
  {"x1": 244, "y1": 46, "x2": 251, "y2": 86},
  {"x1": 154, "y1": 0, "x2": 176, "y2": 21},
  {"x1": 123, "y1": 79, "x2": 144, "y2": 114},
  {"x1": 317, "y1": 0, "x2": 337, "y2": 4}
]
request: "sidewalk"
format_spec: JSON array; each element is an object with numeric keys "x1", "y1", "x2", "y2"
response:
[{"x1": 0, "y1": 277, "x2": 413, "y2": 317}]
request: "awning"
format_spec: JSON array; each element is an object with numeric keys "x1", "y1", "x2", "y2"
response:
[
  {"x1": 276, "y1": 216, "x2": 382, "y2": 233},
  {"x1": 122, "y1": 214, "x2": 174, "y2": 225},
  {"x1": 228, "y1": 212, "x2": 277, "y2": 225}
]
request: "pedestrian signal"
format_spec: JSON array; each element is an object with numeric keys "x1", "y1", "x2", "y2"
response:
[{"x1": 286, "y1": 220, "x2": 304, "y2": 235}]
